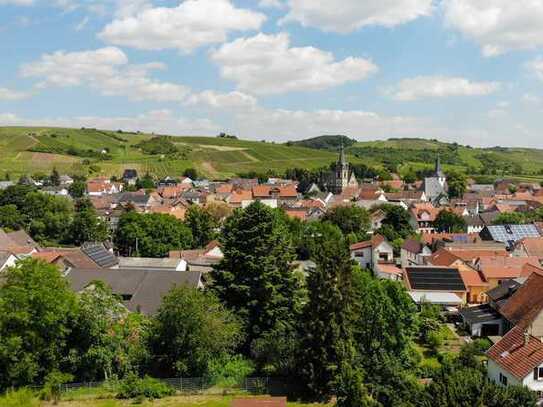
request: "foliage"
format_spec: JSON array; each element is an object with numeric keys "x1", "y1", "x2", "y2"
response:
[
  {"x1": 116, "y1": 374, "x2": 175, "y2": 400},
  {"x1": 335, "y1": 365, "x2": 377, "y2": 407},
  {"x1": 185, "y1": 205, "x2": 218, "y2": 248},
  {"x1": 39, "y1": 370, "x2": 74, "y2": 404},
  {"x1": 135, "y1": 137, "x2": 178, "y2": 155},
  {"x1": 211, "y1": 202, "x2": 300, "y2": 354},
  {"x1": 288, "y1": 135, "x2": 357, "y2": 150},
  {"x1": 115, "y1": 211, "x2": 193, "y2": 257},
  {"x1": 0, "y1": 388, "x2": 40, "y2": 407},
  {"x1": 183, "y1": 168, "x2": 198, "y2": 180},
  {"x1": 447, "y1": 171, "x2": 467, "y2": 198},
  {"x1": 0, "y1": 204, "x2": 24, "y2": 230},
  {"x1": 492, "y1": 212, "x2": 527, "y2": 225},
  {"x1": 375, "y1": 204, "x2": 415, "y2": 241},
  {"x1": 71, "y1": 282, "x2": 149, "y2": 381},
  {"x1": 298, "y1": 222, "x2": 355, "y2": 401},
  {"x1": 135, "y1": 173, "x2": 155, "y2": 190},
  {"x1": 148, "y1": 287, "x2": 242, "y2": 377},
  {"x1": 206, "y1": 355, "x2": 255, "y2": 387},
  {"x1": 434, "y1": 210, "x2": 466, "y2": 233},
  {"x1": 68, "y1": 180, "x2": 86, "y2": 198},
  {"x1": 0, "y1": 259, "x2": 78, "y2": 390},
  {"x1": 70, "y1": 198, "x2": 110, "y2": 244},
  {"x1": 322, "y1": 205, "x2": 370, "y2": 241}
]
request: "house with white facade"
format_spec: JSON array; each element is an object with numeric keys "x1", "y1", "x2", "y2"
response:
[
  {"x1": 400, "y1": 239, "x2": 432, "y2": 268},
  {"x1": 350, "y1": 235, "x2": 396, "y2": 279},
  {"x1": 486, "y1": 272, "x2": 543, "y2": 397}
]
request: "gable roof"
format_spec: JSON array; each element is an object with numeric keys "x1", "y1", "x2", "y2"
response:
[
  {"x1": 515, "y1": 237, "x2": 543, "y2": 257},
  {"x1": 500, "y1": 272, "x2": 543, "y2": 329},
  {"x1": 429, "y1": 248, "x2": 462, "y2": 267},
  {"x1": 477, "y1": 256, "x2": 541, "y2": 280},
  {"x1": 66, "y1": 268, "x2": 202, "y2": 315},
  {"x1": 350, "y1": 234, "x2": 385, "y2": 251},
  {"x1": 405, "y1": 266, "x2": 466, "y2": 292},
  {"x1": 402, "y1": 239, "x2": 424, "y2": 254},
  {"x1": 487, "y1": 326, "x2": 543, "y2": 379},
  {"x1": 483, "y1": 224, "x2": 541, "y2": 244},
  {"x1": 81, "y1": 242, "x2": 119, "y2": 268}
]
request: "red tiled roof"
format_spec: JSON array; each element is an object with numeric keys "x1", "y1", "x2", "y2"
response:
[
  {"x1": 478, "y1": 256, "x2": 541, "y2": 279},
  {"x1": 350, "y1": 234, "x2": 385, "y2": 251},
  {"x1": 229, "y1": 190, "x2": 253, "y2": 204},
  {"x1": 487, "y1": 326, "x2": 543, "y2": 379},
  {"x1": 429, "y1": 248, "x2": 461, "y2": 267},
  {"x1": 500, "y1": 272, "x2": 543, "y2": 329},
  {"x1": 420, "y1": 233, "x2": 480, "y2": 246},
  {"x1": 515, "y1": 237, "x2": 543, "y2": 257},
  {"x1": 216, "y1": 184, "x2": 234, "y2": 194},
  {"x1": 252, "y1": 185, "x2": 298, "y2": 199}
]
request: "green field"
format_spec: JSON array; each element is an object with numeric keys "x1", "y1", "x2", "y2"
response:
[
  {"x1": 0, "y1": 127, "x2": 354, "y2": 179},
  {"x1": 0, "y1": 127, "x2": 542, "y2": 180}
]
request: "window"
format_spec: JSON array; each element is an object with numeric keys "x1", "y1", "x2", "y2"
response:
[
  {"x1": 535, "y1": 367, "x2": 543, "y2": 381},
  {"x1": 499, "y1": 373, "x2": 508, "y2": 386}
]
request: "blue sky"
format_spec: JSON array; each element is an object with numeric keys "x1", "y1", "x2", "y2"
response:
[{"x1": 1, "y1": 0, "x2": 543, "y2": 147}]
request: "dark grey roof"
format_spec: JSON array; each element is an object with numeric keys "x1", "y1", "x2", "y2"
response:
[
  {"x1": 405, "y1": 266, "x2": 466, "y2": 292},
  {"x1": 402, "y1": 239, "x2": 423, "y2": 254},
  {"x1": 459, "y1": 304, "x2": 502, "y2": 325},
  {"x1": 66, "y1": 268, "x2": 202, "y2": 315},
  {"x1": 6, "y1": 230, "x2": 39, "y2": 248},
  {"x1": 116, "y1": 192, "x2": 151, "y2": 206},
  {"x1": 123, "y1": 169, "x2": 138, "y2": 179},
  {"x1": 81, "y1": 242, "x2": 119, "y2": 268},
  {"x1": 486, "y1": 279, "x2": 521, "y2": 303},
  {"x1": 464, "y1": 214, "x2": 484, "y2": 227}
]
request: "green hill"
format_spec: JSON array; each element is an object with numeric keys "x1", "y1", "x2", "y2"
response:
[
  {"x1": 293, "y1": 136, "x2": 543, "y2": 181},
  {"x1": 0, "y1": 127, "x2": 358, "y2": 179},
  {"x1": 0, "y1": 127, "x2": 541, "y2": 181}
]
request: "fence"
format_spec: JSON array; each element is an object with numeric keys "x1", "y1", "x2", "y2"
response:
[{"x1": 56, "y1": 377, "x2": 300, "y2": 396}]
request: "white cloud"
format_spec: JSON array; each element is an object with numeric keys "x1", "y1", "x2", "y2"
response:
[
  {"x1": 258, "y1": 0, "x2": 284, "y2": 9},
  {"x1": 0, "y1": 87, "x2": 31, "y2": 100},
  {"x1": 389, "y1": 76, "x2": 500, "y2": 101},
  {"x1": 444, "y1": 0, "x2": 543, "y2": 56},
  {"x1": 20, "y1": 47, "x2": 190, "y2": 102},
  {"x1": 523, "y1": 93, "x2": 541, "y2": 104},
  {"x1": 185, "y1": 90, "x2": 257, "y2": 110},
  {"x1": 0, "y1": 110, "x2": 220, "y2": 136},
  {"x1": 0, "y1": 0, "x2": 34, "y2": 5},
  {"x1": 211, "y1": 33, "x2": 378, "y2": 95},
  {"x1": 99, "y1": 0, "x2": 266, "y2": 52},
  {"x1": 281, "y1": 0, "x2": 433, "y2": 33},
  {"x1": 528, "y1": 57, "x2": 543, "y2": 81}
]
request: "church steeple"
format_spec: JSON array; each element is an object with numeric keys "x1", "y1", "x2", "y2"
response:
[
  {"x1": 435, "y1": 153, "x2": 445, "y2": 178},
  {"x1": 338, "y1": 141, "x2": 347, "y2": 166}
]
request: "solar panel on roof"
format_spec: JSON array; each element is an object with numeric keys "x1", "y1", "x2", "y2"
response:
[{"x1": 81, "y1": 243, "x2": 119, "y2": 268}]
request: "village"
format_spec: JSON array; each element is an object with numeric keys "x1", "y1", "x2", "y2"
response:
[{"x1": 1, "y1": 144, "x2": 543, "y2": 403}]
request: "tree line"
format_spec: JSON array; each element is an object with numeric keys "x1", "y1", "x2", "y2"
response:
[{"x1": 0, "y1": 201, "x2": 536, "y2": 405}]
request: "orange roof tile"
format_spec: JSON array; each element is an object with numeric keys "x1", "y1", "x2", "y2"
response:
[{"x1": 487, "y1": 326, "x2": 543, "y2": 379}]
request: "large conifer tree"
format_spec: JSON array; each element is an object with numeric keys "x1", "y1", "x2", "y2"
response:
[{"x1": 211, "y1": 202, "x2": 299, "y2": 352}]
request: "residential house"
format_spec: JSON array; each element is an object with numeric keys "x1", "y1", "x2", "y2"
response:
[
  {"x1": 410, "y1": 203, "x2": 441, "y2": 233},
  {"x1": 475, "y1": 256, "x2": 542, "y2": 289},
  {"x1": 87, "y1": 178, "x2": 123, "y2": 196},
  {"x1": 350, "y1": 235, "x2": 397, "y2": 279},
  {"x1": 404, "y1": 266, "x2": 468, "y2": 304},
  {"x1": 428, "y1": 248, "x2": 489, "y2": 304},
  {"x1": 122, "y1": 169, "x2": 138, "y2": 186},
  {"x1": 118, "y1": 257, "x2": 187, "y2": 272},
  {"x1": 400, "y1": 239, "x2": 432, "y2": 268},
  {"x1": 480, "y1": 224, "x2": 542, "y2": 249},
  {"x1": 66, "y1": 268, "x2": 203, "y2": 315},
  {"x1": 486, "y1": 273, "x2": 543, "y2": 394},
  {"x1": 0, "y1": 251, "x2": 18, "y2": 272},
  {"x1": 513, "y1": 237, "x2": 543, "y2": 258},
  {"x1": 170, "y1": 241, "x2": 223, "y2": 273}
]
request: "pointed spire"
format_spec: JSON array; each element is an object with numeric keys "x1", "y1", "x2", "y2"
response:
[
  {"x1": 435, "y1": 152, "x2": 444, "y2": 178},
  {"x1": 339, "y1": 140, "x2": 347, "y2": 166}
]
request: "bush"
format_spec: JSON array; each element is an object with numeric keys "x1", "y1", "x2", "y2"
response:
[
  {"x1": 0, "y1": 388, "x2": 40, "y2": 407},
  {"x1": 206, "y1": 355, "x2": 255, "y2": 387},
  {"x1": 427, "y1": 331, "x2": 444, "y2": 354},
  {"x1": 39, "y1": 370, "x2": 74, "y2": 405},
  {"x1": 117, "y1": 375, "x2": 175, "y2": 400}
]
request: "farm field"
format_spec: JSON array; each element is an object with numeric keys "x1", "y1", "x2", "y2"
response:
[{"x1": 0, "y1": 126, "x2": 542, "y2": 180}]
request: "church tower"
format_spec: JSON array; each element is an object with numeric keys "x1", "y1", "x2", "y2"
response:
[
  {"x1": 434, "y1": 153, "x2": 446, "y2": 187},
  {"x1": 334, "y1": 143, "x2": 350, "y2": 193}
]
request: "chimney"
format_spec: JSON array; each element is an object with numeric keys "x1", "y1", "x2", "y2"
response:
[{"x1": 525, "y1": 330, "x2": 530, "y2": 346}]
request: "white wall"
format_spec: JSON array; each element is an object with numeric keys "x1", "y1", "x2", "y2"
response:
[
  {"x1": 523, "y1": 363, "x2": 543, "y2": 392},
  {"x1": 487, "y1": 359, "x2": 521, "y2": 387},
  {"x1": 351, "y1": 247, "x2": 372, "y2": 269}
]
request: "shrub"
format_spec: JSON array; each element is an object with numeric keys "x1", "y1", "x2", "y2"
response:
[
  {"x1": 206, "y1": 355, "x2": 255, "y2": 387},
  {"x1": 0, "y1": 388, "x2": 40, "y2": 407},
  {"x1": 39, "y1": 370, "x2": 74, "y2": 405},
  {"x1": 116, "y1": 375, "x2": 175, "y2": 400},
  {"x1": 427, "y1": 331, "x2": 444, "y2": 355}
]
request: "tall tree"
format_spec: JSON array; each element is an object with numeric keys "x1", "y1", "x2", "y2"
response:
[
  {"x1": 434, "y1": 210, "x2": 466, "y2": 233},
  {"x1": 211, "y1": 202, "x2": 300, "y2": 353},
  {"x1": 115, "y1": 212, "x2": 193, "y2": 257},
  {"x1": 0, "y1": 259, "x2": 78, "y2": 390},
  {"x1": 148, "y1": 286, "x2": 241, "y2": 377},
  {"x1": 447, "y1": 171, "x2": 467, "y2": 198},
  {"x1": 69, "y1": 198, "x2": 109, "y2": 244},
  {"x1": 298, "y1": 221, "x2": 355, "y2": 401},
  {"x1": 50, "y1": 168, "x2": 61, "y2": 186},
  {"x1": 322, "y1": 205, "x2": 370, "y2": 241},
  {"x1": 185, "y1": 205, "x2": 218, "y2": 248}
]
